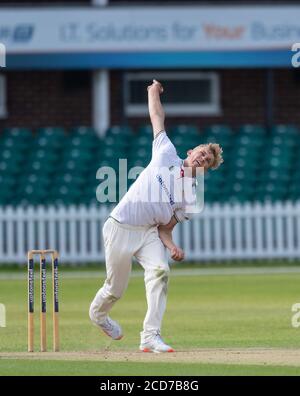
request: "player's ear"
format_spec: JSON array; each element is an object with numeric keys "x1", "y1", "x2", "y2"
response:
[{"x1": 187, "y1": 149, "x2": 192, "y2": 156}]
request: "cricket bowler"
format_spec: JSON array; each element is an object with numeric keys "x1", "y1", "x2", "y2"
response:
[{"x1": 89, "y1": 80, "x2": 223, "y2": 353}]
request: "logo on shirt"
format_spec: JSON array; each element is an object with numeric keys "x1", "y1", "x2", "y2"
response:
[{"x1": 156, "y1": 174, "x2": 175, "y2": 206}]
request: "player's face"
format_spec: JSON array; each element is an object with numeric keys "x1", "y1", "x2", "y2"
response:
[{"x1": 187, "y1": 147, "x2": 214, "y2": 172}]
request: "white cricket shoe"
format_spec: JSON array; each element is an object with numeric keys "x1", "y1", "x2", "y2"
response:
[
  {"x1": 140, "y1": 331, "x2": 174, "y2": 353},
  {"x1": 99, "y1": 316, "x2": 123, "y2": 340}
]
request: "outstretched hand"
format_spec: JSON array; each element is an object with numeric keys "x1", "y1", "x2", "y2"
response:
[
  {"x1": 170, "y1": 246, "x2": 185, "y2": 261},
  {"x1": 147, "y1": 79, "x2": 164, "y2": 95}
]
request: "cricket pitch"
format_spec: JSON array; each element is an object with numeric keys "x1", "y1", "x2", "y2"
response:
[{"x1": 1, "y1": 348, "x2": 300, "y2": 367}]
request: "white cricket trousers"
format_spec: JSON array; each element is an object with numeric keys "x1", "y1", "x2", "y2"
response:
[{"x1": 89, "y1": 217, "x2": 170, "y2": 340}]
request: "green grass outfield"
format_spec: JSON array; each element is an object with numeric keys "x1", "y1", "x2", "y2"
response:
[{"x1": 1, "y1": 265, "x2": 300, "y2": 376}]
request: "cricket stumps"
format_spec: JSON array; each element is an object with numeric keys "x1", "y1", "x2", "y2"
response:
[{"x1": 27, "y1": 249, "x2": 59, "y2": 352}]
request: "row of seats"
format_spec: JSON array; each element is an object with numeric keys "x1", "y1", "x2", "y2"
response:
[{"x1": 0, "y1": 124, "x2": 299, "y2": 206}]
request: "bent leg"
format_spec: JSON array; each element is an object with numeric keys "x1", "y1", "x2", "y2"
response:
[
  {"x1": 89, "y1": 220, "x2": 133, "y2": 325},
  {"x1": 135, "y1": 227, "x2": 170, "y2": 340}
]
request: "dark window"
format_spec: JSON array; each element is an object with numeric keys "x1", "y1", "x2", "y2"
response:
[{"x1": 125, "y1": 72, "x2": 220, "y2": 116}]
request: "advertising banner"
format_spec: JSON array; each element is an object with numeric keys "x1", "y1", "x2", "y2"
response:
[{"x1": 0, "y1": 6, "x2": 298, "y2": 68}]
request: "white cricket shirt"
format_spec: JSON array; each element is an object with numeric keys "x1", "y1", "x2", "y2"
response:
[{"x1": 110, "y1": 131, "x2": 193, "y2": 226}]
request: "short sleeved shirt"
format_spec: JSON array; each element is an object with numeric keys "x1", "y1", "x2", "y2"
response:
[{"x1": 110, "y1": 132, "x2": 192, "y2": 226}]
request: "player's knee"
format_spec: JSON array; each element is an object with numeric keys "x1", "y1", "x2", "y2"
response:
[
  {"x1": 146, "y1": 267, "x2": 170, "y2": 283},
  {"x1": 161, "y1": 269, "x2": 170, "y2": 285},
  {"x1": 149, "y1": 268, "x2": 170, "y2": 294},
  {"x1": 157, "y1": 267, "x2": 170, "y2": 278}
]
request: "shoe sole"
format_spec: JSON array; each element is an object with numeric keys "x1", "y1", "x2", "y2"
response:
[
  {"x1": 101, "y1": 329, "x2": 123, "y2": 341},
  {"x1": 140, "y1": 347, "x2": 174, "y2": 353}
]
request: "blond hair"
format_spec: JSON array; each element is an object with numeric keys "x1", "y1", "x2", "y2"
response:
[{"x1": 193, "y1": 143, "x2": 224, "y2": 170}]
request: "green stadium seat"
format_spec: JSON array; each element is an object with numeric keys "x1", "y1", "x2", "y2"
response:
[
  {"x1": 171, "y1": 135, "x2": 186, "y2": 147},
  {"x1": 204, "y1": 179, "x2": 221, "y2": 192},
  {"x1": 80, "y1": 185, "x2": 99, "y2": 205},
  {"x1": 270, "y1": 146, "x2": 294, "y2": 156},
  {"x1": 0, "y1": 136, "x2": 30, "y2": 151},
  {"x1": 129, "y1": 159, "x2": 148, "y2": 169},
  {"x1": 69, "y1": 135, "x2": 100, "y2": 149},
  {"x1": 26, "y1": 159, "x2": 56, "y2": 174},
  {"x1": 33, "y1": 127, "x2": 68, "y2": 148},
  {"x1": 54, "y1": 173, "x2": 85, "y2": 188},
  {"x1": 0, "y1": 173, "x2": 15, "y2": 205},
  {"x1": 269, "y1": 135, "x2": 296, "y2": 148},
  {"x1": 101, "y1": 135, "x2": 128, "y2": 150},
  {"x1": 63, "y1": 148, "x2": 91, "y2": 161},
  {"x1": 133, "y1": 147, "x2": 151, "y2": 162},
  {"x1": 271, "y1": 124, "x2": 299, "y2": 136},
  {"x1": 204, "y1": 125, "x2": 233, "y2": 136},
  {"x1": 132, "y1": 135, "x2": 153, "y2": 148},
  {"x1": 184, "y1": 137, "x2": 203, "y2": 148},
  {"x1": 205, "y1": 168, "x2": 225, "y2": 183},
  {"x1": 0, "y1": 189, "x2": 14, "y2": 205},
  {"x1": 172, "y1": 141, "x2": 199, "y2": 158},
  {"x1": 19, "y1": 175, "x2": 50, "y2": 188},
  {"x1": 93, "y1": 157, "x2": 120, "y2": 168},
  {"x1": 234, "y1": 134, "x2": 265, "y2": 148},
  {"x1": 203, "y1": 191, "x2": 218, "y2": 203},
  {"x1": 228, "y1": 169, "x2": 257, "y2": 184},
  {"x1": 29, "y1": 149, "x2": 58, "y2": 163},
  {"x1": 264, "y1": 156, "x2": 292, "y2": 170},
  {"x1": 137, "y1": 125, "x2": 153, "y2": 136},
  {"x1": 2, "y1": 127, "x2": 32, "y2": 139},
  {"x1": 226, "y1": 194, "x2": 252, "y2": 204},
  {"x1": 171, "y1": 125, "x2": 200, "y2": 138},
  {"x1": 57, "y1": 159, "x2": 91, "y2": 174},
  {"x1": 48, "y1": 185, "x2": 82, "y2": 205},
  {"x1": 221, "y1": 181, "x2": 252, "y2": 196},
  {"x1": 236, "y1": 146, "x2": 259, "y2": 159},
  {"x1": 203, "y1": 134, "x2": 231, "y2": 150},
  {"x1": 33, "y1": 137, "x2": 64, "y2": 151},
  {"x1": 289, "y1": 184, "x2": 300, "y2": 201},
  {"x1": 0, "y1": 162, "x2": 21, "y2": 175},
  {"x1": 107, "y1": 125, "x2": 133, "y2": 138},
  {"x1": 255, "y1": 189, "x2": 287, "y2": 203},
  {"x1": 257, "y1": 170, "x2": 290, "y2": 184},
  {"x1": 17, "y1": 184, "x2": 48, "y2": 197},
  {"x1": 99, "y1": 147, "x2": 126, "y2": 162},
  {"x1": 238, "y1": 124, "x2": 266, "y2": 136},
  {"x1": 230, "y1": 157, "x2": 258, "y2": 170},
  {"x1": 71, "y1": 126, "x2": 97, "y2": 136},
  {"x1": 0, "y1": 148, "x2": 24, "y2": 161},
  {"x1": 290, "y1": 169, "x2": 300, "y2": 183},
  {"x1": 37, "y1": 127, "x2": 66, "y2": 138},
  {"x1": 256, "y1": 181, "x2": 287, "y2": 194},
  {"x1": 34, "y1": 128, "x2": 66, "y2": 152},
  {"x1": 1, "y1": 123, "x2": 299, "y2": 206}
]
